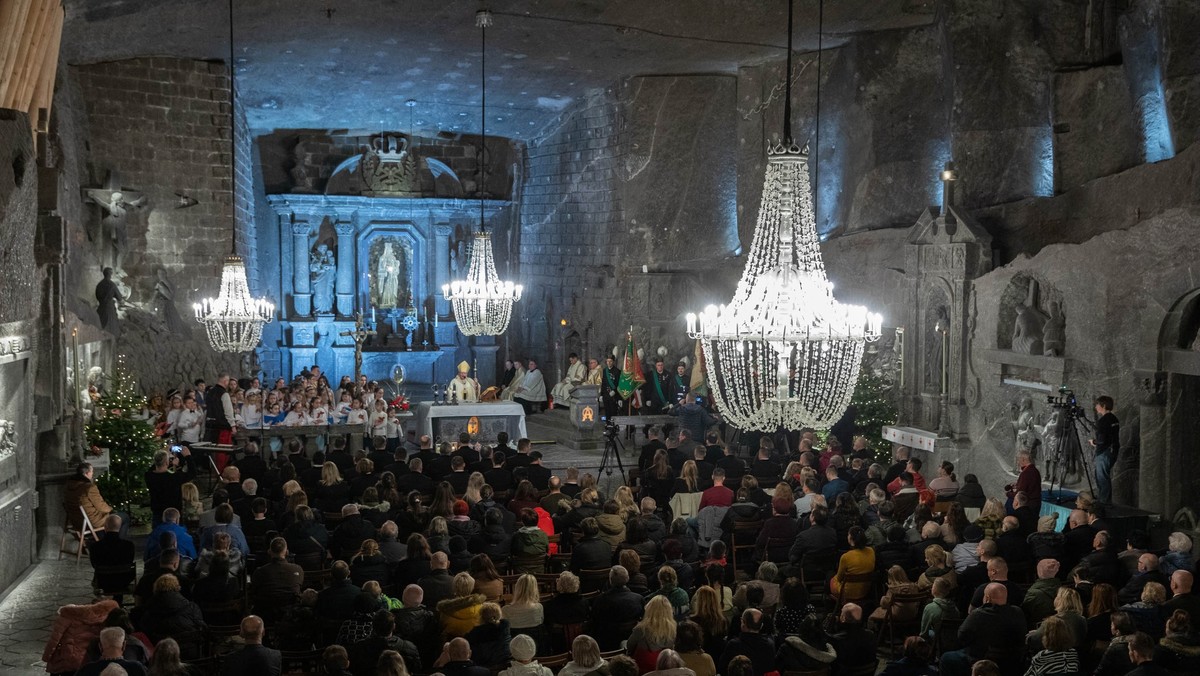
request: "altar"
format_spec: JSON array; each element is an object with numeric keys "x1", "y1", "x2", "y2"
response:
[
  {"x1": 415, "y1": 401, "x2": 526, "y2": 444},
  {"x1": 258, "y1": 191, "x2": 510, "y2": 388}
]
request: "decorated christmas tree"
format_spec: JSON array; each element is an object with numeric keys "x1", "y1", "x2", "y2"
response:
[
  {"x1": 851, "y1": 372, "x2": 899, "y2": 465},
  {"x1": 85, "y1": 360, "x2": 163, "y2": 516}
]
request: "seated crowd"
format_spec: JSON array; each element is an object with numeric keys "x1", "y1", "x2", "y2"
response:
[{"x1": 51, "y1": 376, "x2": 1200, "y2": 676}]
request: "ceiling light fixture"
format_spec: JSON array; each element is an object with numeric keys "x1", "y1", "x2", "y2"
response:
[
  {"x1": 686, "y1": 0, "x2": 881, "y2": 431},
  {"x1": 442, "y1": 9, "x2": 522, "y2": 336},
  {"x1": 194, "y1": 0, "x2": 274, "y2": 352}
]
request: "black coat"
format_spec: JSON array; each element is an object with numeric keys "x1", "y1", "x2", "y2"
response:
[
  {"x1": 135, "y1": 590, "x2": 206, "y2": 643},
  {"x1": 468, "y1": 523, "x2": 512, "y2": 560},
  {"x1": 570, "y1": 537, "x2": 613, "y2": 571},
  {"x1": 463, "y1": 620, "x2": 511, "y2": 668}
]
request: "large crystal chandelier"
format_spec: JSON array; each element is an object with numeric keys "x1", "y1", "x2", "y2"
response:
[
  {"x1": 685, "y1": 0, "x2": 880, "y2": 431},
  {"x1": 443, "y1": 8, "x2": 522, "y2": 336},
  {"x1": 194, "y1": 0, "x2": 274, "y2": 352}
]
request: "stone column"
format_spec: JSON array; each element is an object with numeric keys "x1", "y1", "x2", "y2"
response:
[
  {"x1": 334, "y1": 221, "x2": 356, "y2": 316},
  {"x1": 292, "y1": 221, "x2": 312, "y2": 317},
  {"x1": 434, "y1": 222, "x2": 452, "y2": 318},
  {"x1": 1134, "y1": 371, "x2": 1167, "y2": 513},
  {"x1": 473, "y1": 341, "x2": 500, "y2": 387}
]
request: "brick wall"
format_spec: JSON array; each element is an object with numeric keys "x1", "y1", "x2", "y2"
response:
[{"x1": 75, "y1": 57, "x2": 235, "y2": 296}]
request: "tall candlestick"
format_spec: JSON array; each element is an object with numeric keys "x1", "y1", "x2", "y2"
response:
[{"x1": 941, "y1": 327, "x2": 949, "y2": 395}]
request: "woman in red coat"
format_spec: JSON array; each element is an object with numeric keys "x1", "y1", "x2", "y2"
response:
[{"x1": 42, "y1": 598, "x2": 118, "y2": 675}]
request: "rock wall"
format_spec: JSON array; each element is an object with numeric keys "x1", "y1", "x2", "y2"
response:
[
  {"x1": 0, "y1": 110, "x2": 43, "y2": 590},
  {"x1": 70, "y1": 57, "x2": 247, "y2": 394}
]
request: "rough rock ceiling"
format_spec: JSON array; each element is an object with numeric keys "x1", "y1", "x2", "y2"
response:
[{"x1": 62, "y1": 0, "x2": 933, "y2": 138}]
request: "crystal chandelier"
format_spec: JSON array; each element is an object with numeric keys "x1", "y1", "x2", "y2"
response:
[
  {"x1": 194, "y1": 256, "x2": 274, "y2": 352},
  {"x1": 443, "y1": 8, "x2": 522, "y2": 336},
  {"x1": 685, "y1": 0, "x2": 880, "y2": 431},
  {"x1": 194, "y1": 0, "x2": 274, "y2": 352}
]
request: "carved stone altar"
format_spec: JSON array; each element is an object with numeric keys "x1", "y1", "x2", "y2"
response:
[{"x1": 263, "y1": 195, "x2": 511, "y2": 388}]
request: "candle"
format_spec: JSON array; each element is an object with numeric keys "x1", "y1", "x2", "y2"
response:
[
  {"x1": 372, "y1": 307, "x2": 376, "y2": 324},
  {"x1": 941, "y1": 326, "x2": 949, "y2": 395}
]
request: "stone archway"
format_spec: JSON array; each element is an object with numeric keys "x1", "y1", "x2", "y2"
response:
[{"x1": 1141, "y1": 288, "x2": 1200, "y2": 520}]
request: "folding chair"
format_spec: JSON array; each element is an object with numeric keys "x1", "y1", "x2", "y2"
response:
[{"x1": 59, "y1": 506, "x2": 100, "y2": 564}]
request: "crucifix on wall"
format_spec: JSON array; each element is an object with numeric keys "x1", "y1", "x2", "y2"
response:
[{"x1": 340, "y1": 312, "x2": 377, "y2": 382}]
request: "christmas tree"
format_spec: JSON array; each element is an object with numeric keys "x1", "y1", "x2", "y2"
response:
[
  {"x1": 850, "y1": 372, "x2": 899, "y2": 465},
  {"x1": 85, "y1": 361, "x2": 163, "y2": 516}
]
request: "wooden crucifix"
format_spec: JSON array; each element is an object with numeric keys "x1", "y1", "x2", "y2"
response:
[{"x1": 340, "y1": 312, "x2": 377, "y2": 382}]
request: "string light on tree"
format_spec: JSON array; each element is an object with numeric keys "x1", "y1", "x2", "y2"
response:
[{"x1": 85, "y1": 357, "x2": 165, "y2": 515}]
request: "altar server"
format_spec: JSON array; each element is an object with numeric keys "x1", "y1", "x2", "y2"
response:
[{"x1": 513, "y1": 359, "x2": 548, "y2": 415}]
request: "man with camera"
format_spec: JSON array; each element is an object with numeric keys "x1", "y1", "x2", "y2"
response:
[{"x1": 1089, "y1": 395, "x2": 1120, "y2": 503}]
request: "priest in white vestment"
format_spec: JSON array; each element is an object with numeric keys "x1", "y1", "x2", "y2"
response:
[
  {"x1": 499, "y1": 361, "x2": 526, "y2": 402},
  {"x1": 549, "y1": 353, "x2": 586, "y2": 409},
  {"x1": 446, "y1": 361, "x2": 480, "y2": 403},
  {"x1": 585, "y1": 357, "x2": 603, "y2": 385},
  {"x1": 512, "y1": 359, "x2": 547, "y2": 414}
]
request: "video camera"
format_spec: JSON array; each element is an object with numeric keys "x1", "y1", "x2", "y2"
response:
[
  {"x1": 1047, "y1": 385, "x2": 1087, "y2": 420},
  {"x1": 603, "y1": 419, "x2": 620, "y2": 439}
]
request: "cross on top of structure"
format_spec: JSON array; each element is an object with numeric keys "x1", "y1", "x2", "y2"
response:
[{"x1": 340, "y1": 312, "x2": 377, "y2": 382}]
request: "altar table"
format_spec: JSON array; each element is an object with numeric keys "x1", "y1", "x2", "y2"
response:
[{"x1": 415, "y1": 401, "x2": 527, "y2": 444}]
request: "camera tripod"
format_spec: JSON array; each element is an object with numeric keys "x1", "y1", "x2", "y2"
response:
[
  {"x1": 599, "y1": 423, "x2": 627, "y2": 483},
  {"x1": 1047, "y1": 407, "x2": 1096, "y2": 499}
]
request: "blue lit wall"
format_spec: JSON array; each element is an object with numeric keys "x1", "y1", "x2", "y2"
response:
[{"x1": 1138, "y1": 73, "x2": 1176, "y2": 162}]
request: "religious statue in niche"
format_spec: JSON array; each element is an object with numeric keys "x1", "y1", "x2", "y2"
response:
[
  {"x1": 95, "y1": 267, "x2": 125, "y2": 337},
  {"x1": 152, "y1": 268, "x2": 188, "y2": 335},
  {"x1": 1011, "y1": 279, "x2": 1050, "y2": 355},
  {"x1": 1042, "y1": 300, "x2": 1066, "y2": 357},
  {"x1": 0, "y1": 420, "x2": 15, "y2": 460},
  {"x1": 310, "y1": 243, "x2": 336, "y2": 314},
  {"x1": 360, "y1": 134, "x2": 422, "y2": 197},
  {"x1": 369, "y1": 239, "x2": 411, "y2": 309},
  {"x1": 924, "y1": 305, "x2": 948, "y2": 394}
]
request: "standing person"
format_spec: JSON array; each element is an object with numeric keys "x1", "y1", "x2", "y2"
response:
[
  {"x1": 204, "y1": 374, "x2": 237, "y2": 470},
  {"x1": 145, "y1": 449, "x2": 191, "y2": 527},
  {"x1": 512, "y1": 359, "x2": 547, "y2": 415},
  {"x1": 1089, "y1": 396, "x2": 1120, "y2": 504},
  {"x1": 1004, "y1": 449, "x2": 1042, "y2": 514},
  {"x1": 447, "y1": 362, "x2": 481, "y2": 403},
  {"x1": 600, "y1": 355, "x2": 623, "y2": 421},
  {"x1": 643, "y1": 359, "x2": 673, "y2": 417}
]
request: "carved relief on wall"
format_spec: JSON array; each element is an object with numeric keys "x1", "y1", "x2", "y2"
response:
[
  {"x1": 921, "y1": 245, "x2": 967, "y2": 272},
  {"x1": 997, "y1": 274, "x2": 1066, "y2": 356},
  {"x1": 361, "y1": 135, "x2": 422, "y2": 197}
]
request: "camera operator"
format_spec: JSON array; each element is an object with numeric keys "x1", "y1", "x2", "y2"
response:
[
  {"x1": 1088, "y1": 395, "x2": 1119, "y2": 504},
  {"x1": 670, "y1": 392, "x2": 719, "y2": 443}
]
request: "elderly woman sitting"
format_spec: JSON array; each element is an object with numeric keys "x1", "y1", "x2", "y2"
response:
[{"x1": 1161, "y1": 532, "x2": 1195, "y2": 576}]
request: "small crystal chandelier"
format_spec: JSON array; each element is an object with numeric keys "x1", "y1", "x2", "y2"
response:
[
  {"x1": 443, "y1": 8, "x2": 522, "y2": 336},
  {"x1": 194, "y1": 0, "x2": 274, "y2": 352},
  {"x1": 686, "y1": 0, "x2": 881, "y2": 431}
]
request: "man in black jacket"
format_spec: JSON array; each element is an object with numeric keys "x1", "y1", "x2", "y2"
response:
[
  {"x1": 349, "y1": 611, "x2": 422, "y2": 676},
  {"x1": 719, "y1": 609, "x2": 776, "y2": 676},
  {"x1": 787, "y1": 506, "x2": 838, "y2": 567},
  {"x1": 1090, "y1": 395, "x2": 1120, "y2": 504},
  {"x1": 329, "y1": 505, "x2": 377, "y2": 560},
  {"x1": 1118, "y1": 553, "x2": 1168, "y2": 605},
  {"x1": 586, "y1": 565, "x2": 645, "y2": 649},
  {"x1": 223, "y1": 616, "x2": 282, "y2": 676},
  {"x1": 826, "y1": 604, "x2": 877, "y2": 675},
  {"x1": 942, "y1": 583, "x2": 1027, "y2": 676},
  {"x1": 569, "y1": 518, "x2": 613, "y2": 573},
  {"x1": 90, "y1": 514, "x2": 136, "y2": 598}
]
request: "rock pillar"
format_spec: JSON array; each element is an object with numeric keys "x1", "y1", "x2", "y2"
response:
[
  {"x1": 292, "y1": 221, "x2": 312, "y2": 317},
  {"x1": 335, "y1": 221, "x2": 356, "y2": 316},
  {"x1": 434, "y1": 222, "x2": 452, "y2": 319}
]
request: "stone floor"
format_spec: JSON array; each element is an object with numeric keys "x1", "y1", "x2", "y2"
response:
[{"x1": 0, "y1": 556, "x2": 98, "y2": 676}]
